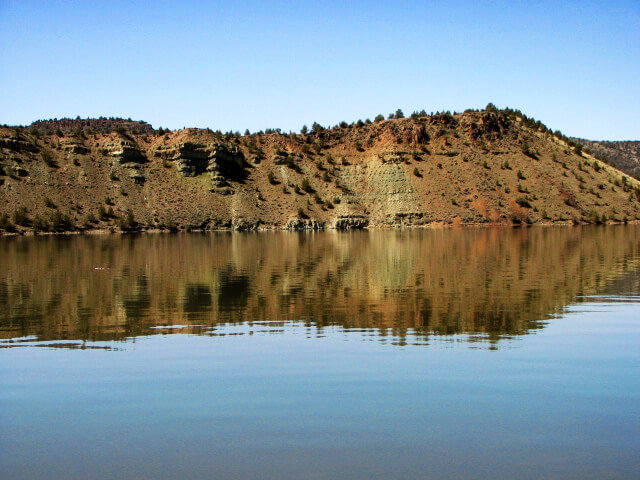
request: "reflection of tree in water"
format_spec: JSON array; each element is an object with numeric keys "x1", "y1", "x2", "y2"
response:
[
  {"x1": 217, "y1": 271, "x2": 250, "y2": 319},
  {"x1": 183, "y1": 283, "x2": 212, "y2": 318},
  {"x1": 0, "y1": 226, "x2": 639, "y2": 345}
]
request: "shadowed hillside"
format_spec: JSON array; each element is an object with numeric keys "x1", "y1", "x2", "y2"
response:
[
  {"x1": 1, "y1": 106, "x2": 640, "y2": 233},
  {"x1": 572, "y1": 139, "x2": 640, "y2": 180}
]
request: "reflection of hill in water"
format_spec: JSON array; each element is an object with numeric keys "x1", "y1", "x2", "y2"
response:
[{"x1": 1, "y1": 226, "x2": 639, "y2": 345}]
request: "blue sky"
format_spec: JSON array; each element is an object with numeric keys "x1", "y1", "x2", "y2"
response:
[{"x1": 1, "y1": 0, "x2": 638, "y2": 139}]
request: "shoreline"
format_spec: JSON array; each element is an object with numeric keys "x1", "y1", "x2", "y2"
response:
[{"x1": 2, "y1": 218, "x2": 638, "y2": 237}]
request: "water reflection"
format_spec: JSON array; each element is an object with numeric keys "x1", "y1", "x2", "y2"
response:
[{"x1": 1, "y1": 226, "x2": 639, "y2": 347}]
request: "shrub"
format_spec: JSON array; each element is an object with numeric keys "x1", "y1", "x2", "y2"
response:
[
  {"x1": 41, "y1": 150, "x2": 58, "y2": 168},
  {"x1": 301, "y1": 177, "x2": 314, "y2": 193},
  {"x1": 12, "y1": 207, "x2": 29, "y2": 226},
  {"x1": 0, "y1": 213, "x2": 16, "y2": 232},
  {"x1": 49, "y1": 210, "x2": 72, "y2": 232},
  {"x1": 267, "y1": 171, "x2": 278, "y2": 185},
  {"x1": 413, "y1": 167, "x2": 422, "y2": 177},
  {"x1": 517, "y1": 170, "x2": 526, "y2": 180},
  {"x1": 574, "y1": 144, "x2": 583, "y2": 157},
  {"x1": 374, "y1": 114, "x2": 384, "y2": 122},
  {"x1": 32, "y1": 214, "x2": 49, "y2": 233},
  {"x1": 166, "y1": 219, "x2": 178, "y2": 232},
  {"x1": 118, "y1": 209, "x2": 137, "y2": 231},
  {"x1": 515, "y1": 197, "x2": 532, "y2": 208},
  {"x1": 521, "y1": 142, "x2": 537, "y2": 159},
  {"x1": 98, "y1": 205, "x2": 108, "y2": 221},
  {"x1": 44, "y1": 197, "x2": 56, "y2": 208}
]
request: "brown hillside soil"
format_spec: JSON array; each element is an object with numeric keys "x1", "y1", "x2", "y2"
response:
[{"x1": 1, "y1": 110, "x2": 640, "y2": 234}]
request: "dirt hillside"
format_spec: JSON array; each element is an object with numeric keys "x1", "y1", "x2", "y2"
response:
[{"x1": 1, "y1": 107, "x2": 639, "y2": 233}]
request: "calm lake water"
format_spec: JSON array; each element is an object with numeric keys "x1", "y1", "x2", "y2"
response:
[{"x1": 1, "y1": 226, "x2": 639, "y2": 479}]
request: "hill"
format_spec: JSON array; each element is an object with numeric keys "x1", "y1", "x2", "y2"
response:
[
  {"x1": 1, "y1": 106, "x2": 640, "y2": 234},
  {"x1": 572, "y1": 139, "x2": 640, "y2": 180}
]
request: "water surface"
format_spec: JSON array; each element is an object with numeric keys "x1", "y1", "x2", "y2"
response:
[{"x1": 1, "y1": 226, "x2": 639, "y2": 479}]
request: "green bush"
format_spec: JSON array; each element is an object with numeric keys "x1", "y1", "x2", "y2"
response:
[
  {"x1": 49, "y1": 211, "x2": 72, "y2": 232},
  {"x1": 515, "y1": 197, "x2": 532, "y2": 208},
  {"x1": 12, "y1": 207, "x2": 30, "y2": 226},
  {"x1": 41, "y1": 150, "x2": 58, "y2": 168},
  {"x1": 118, "y1": 209, "x2": 137, "y2": 231},
  {"x1": 98, "y1": 205, "x2": 108, "y2": 221},
  {"x1": 301, "y1": 177, "x2": 313, "y2": 193},
  {"x1": 32, "y1": 214, "x2": 50, "y2": 233},
  {"x1": 521, "y1": 142, "x2": 537, "y2": 159},
  {"x1": 0, "y1": 213, "x2": 16, "y2": 232}
]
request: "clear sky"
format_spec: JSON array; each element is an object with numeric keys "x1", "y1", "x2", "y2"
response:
[{"x1": 1, "y1": 0, "x2": 638, "y2": 139}]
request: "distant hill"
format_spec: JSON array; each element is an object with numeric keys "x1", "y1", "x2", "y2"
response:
[
  {"x1": 1, "y1": 106, "x2": 640, "y2": 234},
  {"x1": 572, "y1": 139, "x2": 640, "y2": 180},
  {"x1": 26, "y1": 117, "x2": 156, "y2": 136}
]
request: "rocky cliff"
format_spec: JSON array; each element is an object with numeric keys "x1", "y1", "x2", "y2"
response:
[{"x1": 1, "y1": 108, "x2": 640, "y2": 233}]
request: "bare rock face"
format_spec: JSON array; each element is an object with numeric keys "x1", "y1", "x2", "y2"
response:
[
  {"x1": 285, "y1": 218, "x2": 326, "y2": 230},
  {"x1": 157, "y1": 141, "x2": 211, "y2": 176},
  {"x1": 207, "y1": 144, "x2": 248, "y2": 188},
  {"x1": 104, "y1": 140, "x2": 146, "y2": 164},
  {"x1": 156, "y1": 142, "x2": 248, "y2": 189},
  {"x1": 61, "y1": 140, "x2": 89, "y2": 155},
  {"x1": 384, "y1": 212, "x2": 427, "y2": 227},
  {"x1": 334, "y1": 215, "x2": 369, "y2": 230}
]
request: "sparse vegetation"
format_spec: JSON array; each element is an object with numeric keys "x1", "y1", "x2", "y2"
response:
[
  {"x1": 41, "y1": 150, "x2": 58, "y2": 168},
  {"x1": 12, "y1": 207, "x2": 30, "y2": 226},
  {"x1": 1, "y1": 106, "x2": 639, "y2": 235}
]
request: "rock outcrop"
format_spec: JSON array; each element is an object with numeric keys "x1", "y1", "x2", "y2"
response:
[{"x1": 2, "y1": 108, "x2": 640, "y2": 234}]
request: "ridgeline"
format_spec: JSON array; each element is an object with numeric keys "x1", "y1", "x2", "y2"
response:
[{"x1": 1, "y1": 106, "x2": 639, "y2": 234}]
